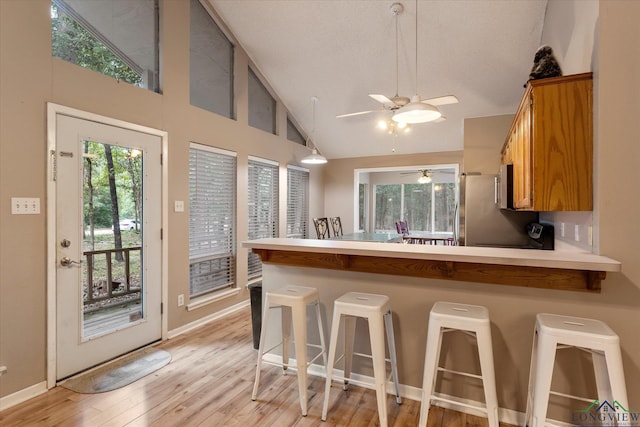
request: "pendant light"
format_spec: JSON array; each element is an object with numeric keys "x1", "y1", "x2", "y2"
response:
[
  {"x1": 301, "y1": 96, "x2": 327, "y2": 164},
  {"x1": 392, "y1": 0, "x2": 442, "y2": 124}
]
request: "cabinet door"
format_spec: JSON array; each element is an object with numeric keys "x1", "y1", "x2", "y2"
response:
[{"x1": 513, "y1": 95, "x2": 532, "y2": 209}]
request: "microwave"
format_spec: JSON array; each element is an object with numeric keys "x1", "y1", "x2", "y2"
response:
[{"x1": 497, "y1": 164, "x2": 513, "y2": 209}]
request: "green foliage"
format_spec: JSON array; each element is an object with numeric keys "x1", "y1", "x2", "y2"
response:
[
  {"x1": 51, "y1": 2, "x2": 142, "y2": 86},
  {"x1": 83, "y1": 141, "x2": 141, "y2": 228}
]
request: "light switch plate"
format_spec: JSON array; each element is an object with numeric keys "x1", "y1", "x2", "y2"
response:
[
  {"x1": 174, "y1": 200, "x2": 184, "y2": 212},
  {"x1": 11, "y1": 197, "x2": 40, "y2": 214}
]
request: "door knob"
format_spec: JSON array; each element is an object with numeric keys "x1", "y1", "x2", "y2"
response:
[{"x1": 60, "y1": 256, "x2": 82, "y2": 267}]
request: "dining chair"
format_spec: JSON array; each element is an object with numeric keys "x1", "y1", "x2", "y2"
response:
[
  {"x1": 395, "y1": 220, "x2": 409, "y2": 236},
  {"x1": 313, "y1": 217, "x2": 331, "y2": 239},
  {"x1": 329, "y1": 217, "x2": 343, "y2": 237}
]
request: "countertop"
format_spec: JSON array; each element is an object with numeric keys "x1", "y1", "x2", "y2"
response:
[{"x1": 243, "y1": 238, "x2": 621, "y2": 272}]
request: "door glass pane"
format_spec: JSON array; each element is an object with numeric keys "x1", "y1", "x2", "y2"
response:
[{"x1": 82, "y1": 141, "x2": 144, "y2": 338}]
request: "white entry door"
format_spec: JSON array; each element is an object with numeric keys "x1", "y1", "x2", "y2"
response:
[{"x1": 54, "y1": 113, "x2": 162, "y2": 380}]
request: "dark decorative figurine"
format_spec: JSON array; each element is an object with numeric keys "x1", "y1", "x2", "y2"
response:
[{"x1": 525, "y1": 45, "x2": 562, "y2": 87}]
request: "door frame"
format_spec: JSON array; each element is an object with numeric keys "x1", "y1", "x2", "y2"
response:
[{"x1": 46, "y1": 103, "x2": 169, "y2": 389}]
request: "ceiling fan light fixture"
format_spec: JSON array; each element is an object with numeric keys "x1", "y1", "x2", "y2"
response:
[
  {"x1": 377, "y1": 120, "x2": 389, "y2": 130},
  {"x1": 418, "y1": 174, "x2": 432, "y2": 184},
  {"x1": 393, "y1": 96, "x2": 442, "y2": 124},
  {"x1": 301, "y1": 148, "x2": 327, "y2": 164}
]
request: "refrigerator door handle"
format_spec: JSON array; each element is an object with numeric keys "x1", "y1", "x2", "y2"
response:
[{"x1": 494, "y1": 176, "x2": 499, "y2": 205}]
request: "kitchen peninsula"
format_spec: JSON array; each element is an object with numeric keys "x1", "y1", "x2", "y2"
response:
[
  {"x1": 244, "y1": 238, "x2": 620, "y2": 293},
  {"x1": 243, "y1": 238, "x2": 622, "y2": 413}
]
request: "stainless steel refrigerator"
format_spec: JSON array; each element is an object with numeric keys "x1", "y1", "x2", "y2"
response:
[{"x1": 457, "y1": 173, "x2": 538, "y2": 247}]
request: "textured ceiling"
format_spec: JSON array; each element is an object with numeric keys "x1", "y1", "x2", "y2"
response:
[{"x1": 210, "y1": 0, "x2": 548, "y2": 159}]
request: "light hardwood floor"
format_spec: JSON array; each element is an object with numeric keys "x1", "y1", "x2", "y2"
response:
[{"x1": 0, "y1": 307, "x2": 515, "y2": 426}]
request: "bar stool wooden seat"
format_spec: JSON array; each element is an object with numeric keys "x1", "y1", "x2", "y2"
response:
[
  {"x1": 419, "y1": 301, "x2": 499, "y2": 427},
  {"x1": 252, "y1": 285, "x2": 327, "y2": 416},
  {"x1": 322, "y1": 292, "x2": 401, "y2": 427},
  {"x1": 525, "y1": 313, "x2": 628, "y2": 427}
]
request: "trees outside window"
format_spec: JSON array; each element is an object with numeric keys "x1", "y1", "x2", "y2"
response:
[{"x1": 374, "y1": 182, "x2": 455, "y2": 233}]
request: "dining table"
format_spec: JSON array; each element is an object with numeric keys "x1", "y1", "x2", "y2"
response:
[
  {"x1": 330, "y1": 232, "x2": 403, "y2": 243},
  {"x1": 403, "y1": 232, "x2": 456, "y2": 245}
]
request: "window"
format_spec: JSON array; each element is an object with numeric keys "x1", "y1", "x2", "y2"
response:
[
  {"x1": 248, "y1": 69, "x2": 276, "y2": 134},
  {"x1": 374, "y1": 182, "x2": 456, "y2": 233},
  {"x1": 374, "y1": 184, "x2": 401, "y2": 232},
  {"x1": 189, "y1": 144, "x2": 237, "y2": 297},
  {"x1": 287, "y1": 116, "x2": 306, "y2": 145},
  {"x1": 51, "y1": 0, "x2": 159, "y2": 92},
  {"x1": 287, "y1": 165, "x2": 309, "y2": 238},
  {"x1": 358, "y1": 183, "x2": 368, "y2": 232},
  {"x1": 190, "y1": 0, "x2": 234, "y2": 118},
  {"x1": 247, "y1": 157, "x2": 279, "y2": 279}
]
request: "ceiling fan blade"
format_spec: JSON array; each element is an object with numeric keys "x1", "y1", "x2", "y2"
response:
[
  {"x1": 423, "y1": 95, "x2": 459, "y2": 106},
  {"x1": 432, "y1": 116, "x2": 447, "y2": 123},
  {"x1": 369, "y1": 94, "x2": 395, "y2": 106},
  {"x1": 336, "y1": 110, "x2": 378, "y2": 118}
]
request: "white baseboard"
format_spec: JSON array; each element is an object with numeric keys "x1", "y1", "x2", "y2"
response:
[
  {"x1": 167, "y1": 299, "x2": 250, "y2": 339},
  {"x1": 261, "y1": 354, "x2": 525, "y2": 425},
  {"x1": 0, "y1": 381, "x2": 48, "y2": 411}
]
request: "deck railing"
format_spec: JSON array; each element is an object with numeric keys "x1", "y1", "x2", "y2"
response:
[{"x1": 83, "y1": 246, "x2": 142, "y2": 308}]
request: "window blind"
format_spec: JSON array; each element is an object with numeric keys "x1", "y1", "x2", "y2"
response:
[
  {"x1": 189, "y1": 144, "x2": 237, "y2": 296},
  {"x1": 247, "y1": 157, "x2": 279, "y2": 279},
  {"x1": 248, "y1": 68, "x2": 276, "y2": 135},
  {"x1": 189, "y1": 0, "x2": 234, "y2": 118},
  {"x1": 287, "y1": 165, "x2": 309, "y2": 239}
]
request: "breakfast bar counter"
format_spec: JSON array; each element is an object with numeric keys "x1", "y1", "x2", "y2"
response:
[
  {"x1": 243, "y1": 238, "x2": 621, "y2": 293},
  {"x1": 242, "y1": 238, "x2": 624, "y2": 415}
]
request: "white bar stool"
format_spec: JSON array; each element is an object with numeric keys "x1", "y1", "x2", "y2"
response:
[
  {"x1": 419, "y1": 302, "x2": 499, "y2": 427},
  {"x1": 252, "y1": 285, "x2": 327, "y2": 416},
  {"x1": 321, "y1": 292, "x2": 401, "y2": 427},
  {"x1": 525, "y1": 313, "x2": 628, "y2": 427}
]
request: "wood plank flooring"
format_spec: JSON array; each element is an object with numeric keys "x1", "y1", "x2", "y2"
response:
[{"x1": 0, "y1": 307, "x2": 516, "y2": 426}]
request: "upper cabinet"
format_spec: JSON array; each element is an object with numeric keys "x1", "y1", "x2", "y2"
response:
[{"x1": 501, "y1": 73, "x2": 593, "y2": 211}]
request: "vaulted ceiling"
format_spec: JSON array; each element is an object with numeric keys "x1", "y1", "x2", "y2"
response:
[{"x1": 210, "y1": 0, "x2": 548, "y2": 159}]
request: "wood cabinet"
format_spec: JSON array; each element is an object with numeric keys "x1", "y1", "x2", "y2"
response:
[{"x1": 501, "y1": 73, "x2": 593, "y2": 211}]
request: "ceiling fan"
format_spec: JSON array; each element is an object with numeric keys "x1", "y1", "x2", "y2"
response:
[
  {"x1": 336, "y1": 2, "x2": 458, "y2": 123},
  {"x1": 400, "y1": 168, "x2": 455, "y2": 183}
]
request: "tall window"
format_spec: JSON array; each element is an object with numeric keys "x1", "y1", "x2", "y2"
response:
[
  {"x1": 248, "y1": 69, "x2": 276, "y2": 134},
  {"x1": 189, "y1": 144, "x2": 237, "y2": 297},
  {"x1": 287, "y1": 166, "x2": 309, "y2": 238},
  {"x1": 374, "y1": 183, "x2": 456, "y2": 233},
  {"x1": 247, "y1": 157, "x2": 279, "y2": 279},
  {"x1": 51, "y1": 0, "x2": 159, "y2": 92},
  {"x1": 190, "y1": 0, "x2": 234, "y2": 118}
]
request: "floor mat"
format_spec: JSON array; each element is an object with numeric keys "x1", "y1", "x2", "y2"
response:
[{"x1": 60, "y1": 348, "x2": 171, "y2": 393}]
